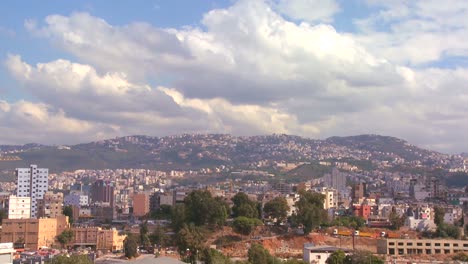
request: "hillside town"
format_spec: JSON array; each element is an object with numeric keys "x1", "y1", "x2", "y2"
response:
[{"x1": 0, "y1": 135, "x2": 467, "y2": 263}]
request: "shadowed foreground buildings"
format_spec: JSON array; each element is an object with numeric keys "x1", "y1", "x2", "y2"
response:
[
  {"x1": 0, "y1": 216, "x2": 69, "y2": 250},
  {"x1": 0, "y1": 215, "x2": 126, "y2": 252}
]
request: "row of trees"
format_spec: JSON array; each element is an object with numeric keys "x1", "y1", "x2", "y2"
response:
[
  {"x1": 326, "y1": 250, "x2": 384, "y2": 264},
  {"x1": 148, "y1": 190, "x2": 329, "y2": 261}
]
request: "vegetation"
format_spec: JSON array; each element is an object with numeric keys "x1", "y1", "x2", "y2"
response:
[
  {"x1": 201, "y1": 248, "x2": 233, "y2": 264},
  {"x1": 48, "y1": 254, "x2": 93, "y2": 264},
  {"x1": 294, "y1": 191, "x2": 326, "y2": 234},
  {"x1": 56, "y1": 229, "x2": 74, "y2": 248},
  {"x1": 176, "y1": 223, "x2": 205, "y2": 263},
  {"x1": 123, "y1": 234, "x2": 139, "y2": 259},
  {"x1": 330, "y1": 216, "x2": 365, "y2": 230},
  {"x1": 435, "y1": 223, "x2": 460, "y2": 239},
  {"x1": 0, "y1": 209, "x2": 7, "y2": 224},
  {"x1": 263, "y1": 196, "x2": 289, "y2": 224},
  {"x1": 326, "y1": 250, "x2": 347, "y2": 264},
  {"x1": 233, "y1": 216, "x2": 262, "y2": 236},
  {"x1": 446, "y1": 172, "x2": 468, "y2": 187},
  {"x1": 434, "y1": 206, "x2": 445, "y2": 226},
  {"x1": 286, "y1": 163, "x2": 332, "y2": 182},
  {"x1": 150, "y1": 204, "x2": 172, "y2": 219},
  {"x1": 62, "y1": 205, "x2": 74, "y2": 224},
  {"x1": 388, "y1": 207, "x2": 405, "y2": 230},
  {"x1": 247, "y1": 243, "x2": 280, "y2": 264},
  {"x1": 232, "y1": 192, "x2": 260, "y2": 219},
  {"x1": 149, "y1": 225, "x2": 171, "y2": 249},
  {"x1": 139, "y1": 221, "x2": 150, "y2": 247},
  {"x1": 452, "y1": 252, "x2": 468, "y2": 262},
  {"x1": 326, "y1": 250, "x2": 383, "y2": 264},
  {"x1": 171, "y1": 204, "x2": 187, "y2": 232}
]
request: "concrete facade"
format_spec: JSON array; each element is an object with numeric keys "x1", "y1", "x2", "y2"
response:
[
  {"x1": 7, "y1": 195, "x2": 31, "y2": 219},
  {"x1": 377, "y1": 238, "x2": 468, "y2": 256},
  {"x1": 0, "y1": 216, "x2": 69, "y2": 250},
  {"x1": 15, "y1": 165, "x2": 49, "y2": 218},
  {"x1": 133, "y1": 193, "x2": 150, "y2": 217},
  {"x1": 72, "y1": 227, "x2": 126, "y2": 252}
]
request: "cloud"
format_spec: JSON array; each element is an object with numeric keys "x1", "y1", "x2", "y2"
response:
[
  {"x1": 273, "y1": 0, "x2": 340, "y2": 23},
  {"x1": 354, "y1": 0, "x2": 468, "y2": 65},
  {"x1": 0, "y1": 100, "x2": 117, "y2": 144}
]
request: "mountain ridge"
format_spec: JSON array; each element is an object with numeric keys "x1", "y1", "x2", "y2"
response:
[{"x1": 0, "y1": 134, "x2": 454, "y2": 173}]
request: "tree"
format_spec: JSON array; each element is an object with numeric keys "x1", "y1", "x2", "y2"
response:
[
  {"x1": 326, "y1": 250, "x2": 347, "y2": 264},
  {"x1": 171, "y1": 204, "x2": 187, "y2": 232},
  {"x1": 208, "y1": 197, "x2": 229, "y2": 228},
  {"x1": 389, "y1": 208, "x2": 405, "y2": 230},
  {"x1": 150, "y1": 204, "x2": 172, "y2": 220},
  {"x1": 435, "y1": 223, "x2": 460, "y2": 239},
  {"x1": 176, "y1": 223, "x2": 205, "y2": 262},
  {"x1": 201, "y1": 248, "x2": 232, "y2": 264},
  {"x1": 434, "y1": 206, "x2": 445, "y2": 226},
  {"x1": 233, "y1": 216, "x2": 262, "y2": 236},
  {"x1": 185, "y1": 190, "x2": 215, "y2": 226},
  {"x1": 345, "y1": 250, "x2": 384, "y2": 264},
  {"x1": 247, "y1": 243, "x2": 279, "y2": 264},
  {"x1": 149, "y1": 225, "x2": 168, "y2": 250},
  {"x1": 0, "y1": 209, "x2": 7, "y2": 224},
  {"x1": 123, "y1": 234, "x2": 139, "y2": 259},
  {"x1": 263, "y1": 197, "x2": 289, "y2": 224},
  {"x1": 294, "y1": 191, "x2": 326, "y2": 234},
  {"x1": 49, "y1": 254, "x2": 93, "y2": 264},
  {"x1": 232, "y1": 192, "x2": 259, "y2": 218},
  {"x1": 140, "y1": 221, "x2": 150, "y2": 246},
  {"x1": 183, "y1": 190, "x2": 229, "y2": 229},
  {"x1": 62, "y1": 205, "x2": 74, "y2": 224},
  {"x1": 57, "y1": 229, "x2": 74, "y2": 248}
]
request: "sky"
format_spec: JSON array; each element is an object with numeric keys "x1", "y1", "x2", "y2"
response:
[{"x1": 1, "y1": 0, "x2": 468, "y2": 153}]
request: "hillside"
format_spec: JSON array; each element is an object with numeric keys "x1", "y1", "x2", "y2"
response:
[{"x1": 0, "y1": 134, "x2": 452, "y2": 173}]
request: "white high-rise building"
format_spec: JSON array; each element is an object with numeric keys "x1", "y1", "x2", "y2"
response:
[
  {"x1": 7, "y1": 195, "x2": 31, "y2": 219},
  {"x1": 15, "y1": 164, "x2": 49, "y2": 218}
]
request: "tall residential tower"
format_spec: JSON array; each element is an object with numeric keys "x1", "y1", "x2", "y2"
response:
[{"x1": 15, "y1": 164, "x2": 49, "y2": 218}]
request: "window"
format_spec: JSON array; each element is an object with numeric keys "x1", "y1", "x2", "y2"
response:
[
  {"x1": 407, "y1": 243, "x2": 413, "y2": 246},
  {"x1": 444, "y1": 243, "x2": 449, "y2": 247},
  {"x1": 426, "y1": 243, "x2": 431, "y2": 246},
  {"x1": 417, "y1": 243, "x2": 422, "y2": 246},
  {"x1": 435, "y1": 243, "x2": 440, "y2": 247}
]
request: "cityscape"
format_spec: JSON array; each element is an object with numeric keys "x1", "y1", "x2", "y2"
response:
[
  {"x1": 1, "y1": 0, "x2": 468, "y2": 264},
  {"x1": 0, "y1": 134, "x2": 467, "y2": 263}
]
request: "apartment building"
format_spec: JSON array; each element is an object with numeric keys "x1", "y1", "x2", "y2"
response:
[
  {"x1": 15, "y1": 164, "x2": 49, "y2": 218},
  {"x1": 7, "y1": 195, "x2": 31, "y2": 219},
  {"x1": 37, "y1": 191, "x2": 63, "y2": 218},
  {"x1": 377, "y1": 238, "x2": 468, "y2": 256},
  {"x1": 132, "y1": 193, "x2": 150, "y2": 217},
  {"x1": 72, "y1": 227, "x2": 126, "y2": 252},
  {"x1": 0, "y1": 216, "x2": 69, "y2": 250}
]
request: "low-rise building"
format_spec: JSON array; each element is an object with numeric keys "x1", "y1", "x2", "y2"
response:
[
  {"x1": 72, "y1": 227, "x2": 126, "y2": 252},
  {"x1": 377, "y1": 238, "x2": 468, "y2": 256},
  {"x1": 303, "y1": 243, "x2": 351, "y2": 264},
  {"x1": 37, "y1": 191, "x2": 63, "y2": 218},
  {"x1": 7, "y1": 195, "x2": 31, "y2": 219},
  {"x1": 0, "y1": 216, "x2": 69, "y2": 250}
]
